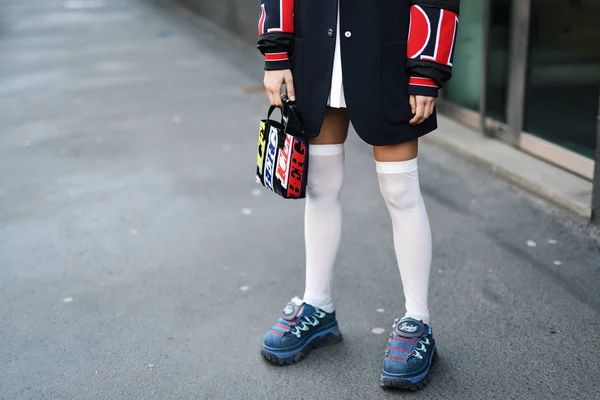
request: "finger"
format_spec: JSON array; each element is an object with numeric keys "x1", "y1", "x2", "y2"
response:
[
  {"x1": 264, "y1": 78, "x2": 276, "y2": 106},
  {"x1": 410, "y1": 103, "x2": 424, "y2": 125},
  {"x1": 428, "y1": 99, "x2": 435, "y2": 117},
  {"x1": 409, "y1": 104, "x2": 420, "y2": 124},
  {"x1": 413, "y1": 99, "x2": 425, "y2": 125},
  {"x1": 266, "y1": 89, "x2": 275, "y2": 106},
  {"x1": 409, "y1": 95, "x2": 416, "y2": 115},
  {"x1": 263, "y1": 80, "x2": 271, "y2": 105},
  {"x1": 420, "y1": 99, "x2": 432, "y2": 122},
  {"x1": 285, "y1": 76, "x2": 296, "y2": 101},
  {"x1": 418, "y1": 98, "x2": 430, "y2": 123},
  {"x1": 272, "y1": 89, "x2": 283, "y2": 107}
]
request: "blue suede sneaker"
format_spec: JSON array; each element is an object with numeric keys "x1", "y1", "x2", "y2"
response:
[
  {"x1": 380, "y1": 317, "x2": 438, "y2": 390},
  {"x1": 261, "y1": 297, "x2": 343, "y2": 365}
]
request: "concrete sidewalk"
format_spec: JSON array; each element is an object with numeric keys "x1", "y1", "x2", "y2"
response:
[{"x1": 1, "y1": 1, "x2": 599, "y2": 399}]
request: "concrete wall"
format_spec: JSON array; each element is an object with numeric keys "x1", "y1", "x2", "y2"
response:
[{"x1": 175, "y1": 0, "x2": 258, "y2": 45}]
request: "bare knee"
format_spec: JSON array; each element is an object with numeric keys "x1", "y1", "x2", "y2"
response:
[
  {"x1": 373, "y1": 139, "x2": 418, "y2": 162},
  {"x1": 311, "y1": 107, "x2": 350, "y2": 145}
]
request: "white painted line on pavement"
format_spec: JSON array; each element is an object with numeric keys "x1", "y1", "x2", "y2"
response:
[
  {"x1": 527, "y1": 240, "x2": 537, "y2": 247},
  {"x1": 372, "y1": 328, "x2": 385, "y2": 334}
]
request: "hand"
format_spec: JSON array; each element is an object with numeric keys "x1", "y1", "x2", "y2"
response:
[
  {"x1": 264, "y1": 69, "x2": 295, "y2": 107},
  {"x1": 409, "y1": 95, "x2": 436, "y2": 125}
]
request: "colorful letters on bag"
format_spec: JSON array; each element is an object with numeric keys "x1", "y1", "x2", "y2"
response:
[{"x1": 255, "y1": 118, "x2": 308, "y2": 199}]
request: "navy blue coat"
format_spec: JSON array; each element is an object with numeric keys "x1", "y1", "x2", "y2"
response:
[{"x1": 258, "y1": 0, "x2": 460, "y2": 145}]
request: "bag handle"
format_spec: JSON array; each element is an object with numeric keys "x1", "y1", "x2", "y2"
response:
[
  {"x1": 266, "y1": 97, "x2": 304, "y2": 133},
  {"x1": 283, "y1": 97, "x2": 303, "y2": 126}
]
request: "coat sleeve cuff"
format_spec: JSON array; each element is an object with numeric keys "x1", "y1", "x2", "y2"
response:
[
  {"x1": 408, "y1": 77, "x2": 439, "y2": 97},
  {"x1": 264, "y1": 52, "x2": 292, "y2": 70}
]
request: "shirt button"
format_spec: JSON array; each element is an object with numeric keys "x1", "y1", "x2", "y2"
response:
[
  {"x1": 327, "y1": 29, "x2": 334, "y2": 38},
  {"x1": 345, "y1": 31, "x2": 352, "y2": 38}
]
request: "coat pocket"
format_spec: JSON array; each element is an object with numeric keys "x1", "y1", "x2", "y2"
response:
[{"x1": 381, "y1": 41, "x2": 412, "y2": 125}]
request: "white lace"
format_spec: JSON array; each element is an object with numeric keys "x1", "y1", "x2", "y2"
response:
[
  {"x1": 409, "y1": 336, "x2": 430, "y2": 360},
  {"x1": 289, "y1": 310, "x2": 326, "y2": 338},
  {"x1": 388, "y1": 319, "x2": 431, "y2": 361}
]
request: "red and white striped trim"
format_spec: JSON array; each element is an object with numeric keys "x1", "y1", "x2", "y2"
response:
[
  {"x1": 265, "y1": 52, "x2": 289, "y2": 62},
  {"x1": 258, "y1": 4, "x2": 266, "y2": 35},
  {"x1": 409, "y1": 77, "x2": 437, "y2": 88}
]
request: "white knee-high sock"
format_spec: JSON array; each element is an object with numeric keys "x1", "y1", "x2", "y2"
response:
[
  {"x1": 302, "y1": 144, "x2": 345, "y2": 313},
  {"x1": 377, "y1": 158, "x2": 432, "y2": 324}
]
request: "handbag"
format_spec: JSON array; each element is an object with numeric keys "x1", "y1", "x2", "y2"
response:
[{"x1": 255, "y1": 98, "x2": 309, "y2": 199}]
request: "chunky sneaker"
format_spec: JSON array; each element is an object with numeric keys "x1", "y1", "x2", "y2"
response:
[
  {"x1": 261, "y1": 297, "x2": 343, "y2": 365},
  {"x1": 380, "y1": 317, "x2": 438, "y2": 390}
]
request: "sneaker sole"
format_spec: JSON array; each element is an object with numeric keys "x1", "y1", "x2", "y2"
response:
[
  {"x1": 261, "y1": 330, "x2": 343, "y2": 366},
  {"x1": 380, "y1": 349, "x2": 439, "y2": 390}
]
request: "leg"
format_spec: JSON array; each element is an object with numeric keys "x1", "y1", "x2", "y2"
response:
[
  {"x1": 302, "y1": 107, "x2": 350, "y2": 312},
  {"x1": 374, "y1": 139, "x2": 432, "y2": 324},
  {"x1": 377, "y1": 139, "x2": 437, "y2": 389},
  {"x1": 261, "y1": 107, "x2": 349, "y2": 365}
]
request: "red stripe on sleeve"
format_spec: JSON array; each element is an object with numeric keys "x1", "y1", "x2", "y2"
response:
[
  {"x1": 280, "y1": 0, "x2": 294, "y2": 32},
  {"x1": 266, "y1": 0, "x2": 295, "y2": 33},
  {"x1": 409, "y1": 77, "x2": 437, "y2": 88},
  {"x1": 265, "y1": 52, "x2": 289, "y2": 62},
  {"x1": 436, "y1": 10, "x2": 459, "y2": 66},
  {"x1": 258, "y1": 5, "x2": 266, "y2": 36}
]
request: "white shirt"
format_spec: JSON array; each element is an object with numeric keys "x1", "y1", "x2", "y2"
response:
[{"x1": 327, "y1": 1, "x2": 347, "y2": 109}]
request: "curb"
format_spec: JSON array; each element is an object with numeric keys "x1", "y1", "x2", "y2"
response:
[{"x1": 423, "y1": 130, "x2": 592, "y2": 218}]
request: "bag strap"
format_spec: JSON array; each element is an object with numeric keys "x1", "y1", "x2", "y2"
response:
[
  {"x1": 266, "y1": 98, "x2": 304, "y2": 134},
  {"x1": 266, "y1": 105, "x2": 282, "y2": 122},
  {"x1": 283, "y1": 97, "x2": 303, "y2": 126}
]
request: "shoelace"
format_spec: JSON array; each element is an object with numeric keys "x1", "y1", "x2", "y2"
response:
[
  {"x1": 386, "y1": 322, "x2": 431, "y2": 361},
  {"x1": 408, "y1": 336, "x2": 431, "y2": 360},
  {"x1": 288, "y1": 310, "x2": 326, "y2": 338}
]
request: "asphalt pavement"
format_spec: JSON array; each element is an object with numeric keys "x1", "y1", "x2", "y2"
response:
[{"x1": 1, "y1": 1, "x2": 599, "y2": 399}]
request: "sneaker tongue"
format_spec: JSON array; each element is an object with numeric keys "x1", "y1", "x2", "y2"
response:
[
  {"x1": 282, "y1": 297, "x2": 306, "y2": 321},
  {"x1": 393, "y1": 317, "x2": 424, "y2": 338}
]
